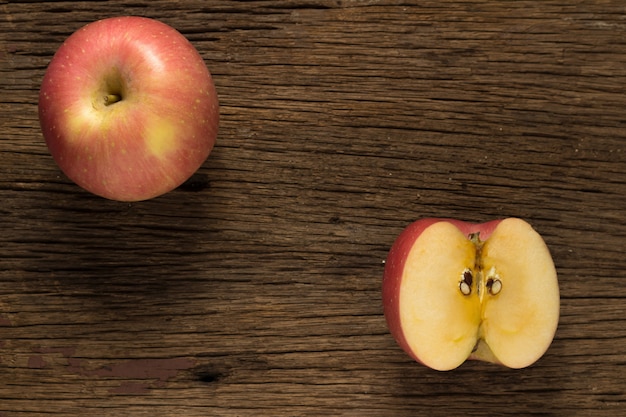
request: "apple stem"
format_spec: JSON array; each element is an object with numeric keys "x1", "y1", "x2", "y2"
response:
[
  {"x1": 104, "y1": 94, "x2": 122, "y2": 105},
  {"x1": 468, "y1": 232, "x2": 483, "y2": 247}
]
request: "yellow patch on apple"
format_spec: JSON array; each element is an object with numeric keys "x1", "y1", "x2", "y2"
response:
[
  {"x1": 144, "y1": 119, "x2": 178, "y2": 158},
  {"x1": 65, "y1": 105, "x2": 100, "y2": 141}
]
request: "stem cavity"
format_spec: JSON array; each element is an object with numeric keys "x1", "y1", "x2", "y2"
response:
[{"x1": 100, "y1": 67, "x2": 125, "y2": 107}]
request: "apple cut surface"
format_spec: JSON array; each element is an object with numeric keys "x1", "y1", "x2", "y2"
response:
[
  {"x1": 383, "y1": 218, "x2": 559, "y2": 371},
  {"x1": 478, "y1": 218, "x2": 560, "y2": 369},
  {"x1": 398, "y1": 221, "x2": 481, "y2": 371}
]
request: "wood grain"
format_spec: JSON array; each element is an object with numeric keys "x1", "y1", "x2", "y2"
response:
[{"x1": 1, "y1": 1, "x2": 625, "y2": 416}]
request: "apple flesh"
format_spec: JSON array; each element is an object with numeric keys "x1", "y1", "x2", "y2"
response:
[
  {"x1": 39, "y1": 16, "x2": 219, "y2": 201},
  {"x1": 382, "y1": 218, "x2": 559, "y2": 371}
]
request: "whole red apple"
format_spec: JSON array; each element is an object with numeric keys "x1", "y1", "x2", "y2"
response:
[
  {"x1": 39, "y1": 16, "x2": 219, "y2": 201},
  {"x1": 382, "y1": 218, "x2": 559, "y2": 371}
]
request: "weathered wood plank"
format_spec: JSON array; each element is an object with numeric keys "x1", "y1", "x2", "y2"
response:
[{"x1": 1, "y1": 1, "x2": 625, "y2": 416}]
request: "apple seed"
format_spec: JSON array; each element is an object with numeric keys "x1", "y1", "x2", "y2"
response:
[
  {"x1": 459, "y1": 269, "x2": 473, "y2": 295},
  {"x1": 486, "y1": 277, "x2": 502, "y2": 295},
  {"x1": 463, "y1": 269, "x2": 473, "y2": 286}
]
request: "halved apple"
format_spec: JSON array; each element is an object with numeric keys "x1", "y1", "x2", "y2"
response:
[{"x1": 382, "y1": 218, "x2": 559, "y2": 371}]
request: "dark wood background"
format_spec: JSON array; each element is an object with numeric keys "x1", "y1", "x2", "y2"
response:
[{"x1": 1, "y1": 1, "x2": 625, "y2": 416}]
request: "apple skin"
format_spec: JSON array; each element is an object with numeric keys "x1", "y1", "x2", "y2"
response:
[
  {"x1": 39, "y1": 16, "x2": 219, "y2": 201},
  {"x1": 382, "y1": 218, "x2": 559, "y2": 370}
]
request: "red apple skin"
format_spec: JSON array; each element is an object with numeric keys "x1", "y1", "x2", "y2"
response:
[
  {"x1": 382, "y1": 218, "x2": 502, "y2": 365},
  {"x1": 39, "y1": 16, "x2": 219, "y2": 201}
]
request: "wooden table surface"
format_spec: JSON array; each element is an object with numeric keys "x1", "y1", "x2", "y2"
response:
[{"x1": 2, "y1": 1, "x2": 625, "y2": 416}]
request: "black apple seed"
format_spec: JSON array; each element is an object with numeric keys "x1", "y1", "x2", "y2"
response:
[{"x1": 463, "y1": 270, "x2": 473, "y2": 286}]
